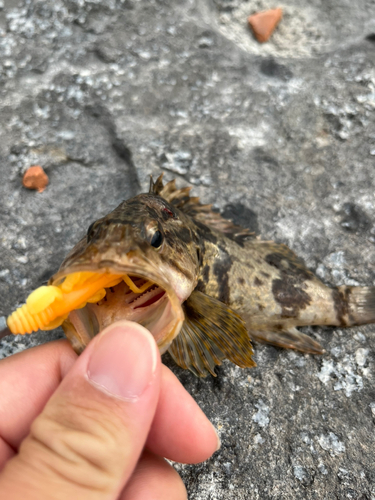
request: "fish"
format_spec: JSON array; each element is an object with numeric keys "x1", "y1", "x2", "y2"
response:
[{"x1": 2, "y1": 174, "x2": 375, "y2": 377}]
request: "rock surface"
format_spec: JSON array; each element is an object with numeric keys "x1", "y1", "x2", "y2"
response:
[{"x1": 1, "y1": 1, "x2": 375, "y2": 498}]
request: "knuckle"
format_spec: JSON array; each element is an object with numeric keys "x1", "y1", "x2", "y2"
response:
[{"x1": 23, "y1": 399, "x2": 130, "y2": 493}]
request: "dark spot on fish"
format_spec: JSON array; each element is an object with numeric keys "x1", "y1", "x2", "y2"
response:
[
  {"x1": 196, "y1": 264, "x2": 210, "y2": 292},
  {"x1": 237, "y1": 277, "x2": 245, "y2": 285},
  {"x1": 87, "y1": 221, "x2": 96, "y2": 243},
  {"x1": 266, "y1": 252, "x2": 313, "y2": 282},
  {"x1": 213, "y1": 250, "x2": 232, "y2": 305},
  {"x1": 164, "y1": 230, "x2": 186, "y2": 251},
  {"x1": 332, "y1": 288, "x2": 349, "y2": 326},
  {"x1": 146, "y1": 207, "x2": 159, "y2": 220},
  {"x1": 230, "y1": 234, "x2": 245, "y2": 247},
  {"x1": 163, "y1": 229, "x2": 172, "y2": 240},
  {"x1": 254, "y1": 277, "x2": 263, "y2": 287},
  {"x1": 272, "y1": 278, "x2": 311, "y2": 318},
  {"x1": 177, "y1": 226, "x2": 192, "y2": 244},
  {"x1": 196, "y1": 247, "x2": 202, "y2": 265},
  {"x1": 194, "y1": 220, "x2": 218, "y2": 245},
  {"x1": 201, "y1": 264, "x2": 210, "y2": 283},
  {"x1": 123, "y1": 200, "x2": 139, "y2": 208},
  {"x1": 366, "y1": 33, "x2": 375, "y2": 42},
  {"x1": 266, "y1": 253, "x2": 288, "y2": 270},
  {"x1": 161, "y1": 211, "x2": 171, "y2": 222},
  {"x1": 257, "y1": 303, "x2": 264, "y2": 311},
  {"x1": 92, "y1": 217, "x2": 139, "y2": 240}
]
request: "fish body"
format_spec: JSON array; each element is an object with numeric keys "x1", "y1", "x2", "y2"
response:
[
  {"x1": 5, "y1": 175, "x2": 375, "y2": 377},
  {"x1": 195, "y1": 229, "x2": 374, "y2": 353}
]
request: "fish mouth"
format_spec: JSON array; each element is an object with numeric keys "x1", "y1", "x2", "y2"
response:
[
  {"x1": 52, "y1": 264, "x2": 184, "y2": 354},
  {"x1": 6, "y1": 252, "x2": 184, "y2": 354}
]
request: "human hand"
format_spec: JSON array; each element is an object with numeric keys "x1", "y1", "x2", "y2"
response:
[{"x1": 0, "y1": 320, "x2": 219, "y2": 499}]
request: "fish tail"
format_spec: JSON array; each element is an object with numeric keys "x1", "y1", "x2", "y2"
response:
[{"x1": 335, "y1": 285, "x2": 375, "y2": 327}]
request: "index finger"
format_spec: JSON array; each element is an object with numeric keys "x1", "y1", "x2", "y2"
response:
[{"x1": 0, "y1": 339, "x2": 77, "y2": 448}]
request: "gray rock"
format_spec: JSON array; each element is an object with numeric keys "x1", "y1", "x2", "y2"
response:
[{"x1": 1, "y1": 0, "x2": 375, "y2": 498}]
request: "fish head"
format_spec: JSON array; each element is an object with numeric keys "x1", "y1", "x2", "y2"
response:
[{"x1": 46, "y1": 193, "x2": 201, "y2": 353}]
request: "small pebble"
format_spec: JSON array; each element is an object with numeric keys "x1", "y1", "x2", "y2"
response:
[
  {"x1": 22, "y1": 165, "x2": 49, "y2": 193},
  {"x1": 248, "y1": 8, "x2": 283, "y2": 43}
]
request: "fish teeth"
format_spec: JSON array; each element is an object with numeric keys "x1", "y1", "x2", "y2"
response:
[
  {"x1": 97, "y1": 281, "x2": 160, "y2": 307},
  {"x1": 129, "y1": 285, "x2": 160, "y2": 305}
]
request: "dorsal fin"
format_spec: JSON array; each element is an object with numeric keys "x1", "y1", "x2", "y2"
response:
[{"x1": 149, "y1": 174, "x2": 255, "y2": 240}]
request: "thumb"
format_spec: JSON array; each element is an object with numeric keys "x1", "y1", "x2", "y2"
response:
[{"x1": 0, "y1": 320, "x2": 161, "y2": 500}]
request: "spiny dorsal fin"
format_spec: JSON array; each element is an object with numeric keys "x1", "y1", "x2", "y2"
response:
[
  {"x1": 149, "y1": 174, "x2": 254, "y2": 240},
  {"x1": 168, "y1": 290, "x2": 255, "y2": 377}
]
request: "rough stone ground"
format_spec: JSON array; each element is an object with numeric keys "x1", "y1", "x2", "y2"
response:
[{"x1": 1, "y1": 0, "x2": 375, "y2": 498}]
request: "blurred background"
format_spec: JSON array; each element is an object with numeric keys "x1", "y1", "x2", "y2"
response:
[{"x1": 1, "y1": 1, "x2": 375, "y2": 498}]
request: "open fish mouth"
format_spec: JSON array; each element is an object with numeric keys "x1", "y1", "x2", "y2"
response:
[{"x1": 7, "y1": 266, "x2": 184, "y2": 355}]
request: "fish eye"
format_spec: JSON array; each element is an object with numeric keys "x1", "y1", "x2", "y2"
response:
[{"x1": 150, "y1": 230, "x2": 163, "y2": 248}]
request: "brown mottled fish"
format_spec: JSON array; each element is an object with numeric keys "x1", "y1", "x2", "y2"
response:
[{"x1": 2, "y1": 175, "x2": 375, "y2": 376}]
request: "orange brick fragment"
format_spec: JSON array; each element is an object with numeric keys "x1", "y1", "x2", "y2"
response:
[
  {"x1": 22, "y1": 165, "x2": 49, "y2": 193},
  {"x1": 248, "y1": 8, "x2": 283, "y2": 43}
]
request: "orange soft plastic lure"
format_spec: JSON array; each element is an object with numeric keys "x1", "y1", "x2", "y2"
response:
[{"x1": 7, "y1": 272, "x2": 152, "y2": 335}]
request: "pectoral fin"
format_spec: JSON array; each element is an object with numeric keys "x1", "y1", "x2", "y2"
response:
[
  {"x1": 249, "y1": 327, "x2": 324, "y2": 354},
  {"x1": 168, "y1": 290, "x2": 255, "y2": 377}
]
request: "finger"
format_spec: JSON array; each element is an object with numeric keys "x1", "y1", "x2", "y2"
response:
[
  {"x1": 0, "y1": 339, "x2": 77, "y2": 449},
  {"x1": 0, "y1": 321, "x2": 161, "y2": 500},
  {"x1": 0, "y1": 437, "x2": 14, "y2": 471},
  {"x1": 147, "y1": 367, "x2": 220, "y2": 463},
  {"x1": 0, "y1": 340, "x2": 219, "y2": 465},
  {"x1": 120, "y1": 450, "x2": 186, "y2": 500}
]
